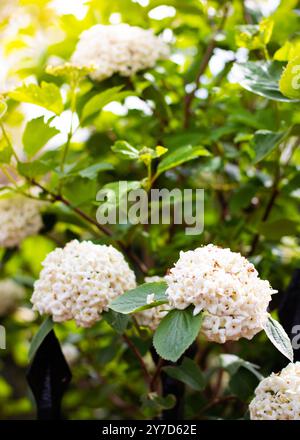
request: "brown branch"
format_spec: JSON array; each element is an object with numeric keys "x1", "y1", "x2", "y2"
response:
[
  {"x1": 150, "y1": 357, "x2": 164, "y2": 392},
  {"x1": 248, "y1": 170, "x2": 280, "y2": 256},
  {"x1": 122, "y1": 334, "x2": 152, "y2": 385},
  {"x1": 183, "y1": 3, "x2": 229, "y2": 128},
  {"x1": 31, "y1": 179, "x2": 148, "y2": 274}
]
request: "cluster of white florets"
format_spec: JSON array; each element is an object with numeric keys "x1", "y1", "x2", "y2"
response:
[
  {"x1": 135, "y1": 276, "x2": 169, "y2": 331},
  {"x1": 31, "y1": 240, "x2": 136, "y2": 327},
  {"x1": 0, "y1": 194, "x2": 43, "y2": 248},
  {"x1": 165, "y1": 244, "x2": 276, "y2": 343},
  {"x1": 250, "y1": 362, "x2": 300, "y2": 420},
  {"x1": 71, "y1": 24, "x2": 169, "y2": 81},
  {"x1": 0, "y1": 279, "x2": 25, "y2": 316}
]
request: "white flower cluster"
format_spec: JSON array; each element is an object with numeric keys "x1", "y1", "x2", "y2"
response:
[
  {"x1": 0, "y1": 194, "x2": 43, "y2": 248},
  {"x1": 71, "y1": 24, "x2": 169, "y2": 81},
  {"x1": 135, "y1": 276, "x2": 169, "y2": 331},
  {"x1": 165, "y1": 244, "x2": 276, "y2": 343},
  {"x1": 250, "y1": 362, "x2": 300, "y2": 420},
  {"x1": 0, "y1": 279, "x2": 25, "y2": 316},
  {"x1": 31, "y1": 240, "x2": 136, "y2": 328}
]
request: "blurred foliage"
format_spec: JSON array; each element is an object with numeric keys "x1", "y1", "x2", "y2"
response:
[{"x1": 0, "y1": 0, "x2": 299, "y2": 420}]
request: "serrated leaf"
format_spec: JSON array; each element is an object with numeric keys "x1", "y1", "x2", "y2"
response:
[
  {"x1": 163, "y1": 357, "x2": 205, "y2": 391},
  {"x1": 279, "y1": 56, "x2": 300, "y2": 99},
  {"x1": 153, "y1": 308, "x2": 203, "y2": 362},
  {"x1": 9, "y1": 82, "x2": 64, "y2": 114},
  {"x1": 82, "y1": 86, "x2": 134, "y2": 121},
  {"x1": 263, "y1": 315, "x2": 294, "y2": 362},
  {"x1": 156, "y1": 145, "x2": 210, "y2": 177},
  {"x1": 251, "y1": 129, "x2": 287, "y2": 163},
  {"x1": 23, "y1": 117, "x2": 59, "y2": 158},
  {"x1": 234, "y1": 61, "x2": 296, "y2": 102},
  {"x1": 29, "y1": 316, "x2": 53, "y2": 363},
  {"x1": 109, "y1": 282, "x2": 168, "y2": 314},
  {"x1": 102, "y1": 310, "x2": 129, "y2": 334}
]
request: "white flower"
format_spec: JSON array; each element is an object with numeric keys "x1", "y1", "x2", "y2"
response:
[
  {"x1": 135, "y1": 275, "x2": 169, "y2": 331},
  {"x1": 31, "y1": 240, "x2": 136, "y2": 328},
  {"x1": 250, "y1": 362, "x2": 300, "y2": 420},
  {"x1": 62, "y1": 343, "x2": 80, "y2": 366},
  {"x1": 0, "y1": 194, "x2": 43, "y2": 248},
  {"x1": 71, "y1": 24, "x2": 169, "y2": 81},
  {"x1": 0, "y1": 279, "x2": 25, "y2": 316},
  {"x1": 165, "y1": 244, "x2": 276, "y2": 343}
]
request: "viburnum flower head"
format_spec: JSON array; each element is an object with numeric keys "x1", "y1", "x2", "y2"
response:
[
  {"x1": 71, "y1": 24, "x2": 169, "y2": 81},
  {"x1": 31, "y1": 240, "x2": 136, "y2": 327},
  {"x1": 0, "y1": 279, "x2": 25, "y2": 316},
  {"x1": 135, "y1": 276, "x2": 169, "y2": 331},
  {"x1": 0, "y1": 194, "x2": 43, "y2": 248},
  {"x1": 250, "y1": 362, "x2": 300, "y2": 420},
  {"x1": 165, "y1": 244, "x2": 276, "y2": 343}
]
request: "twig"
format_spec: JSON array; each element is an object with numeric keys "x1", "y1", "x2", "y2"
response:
[
  {"x1": 150, "y1": 357, "x2": 164, "y2": 392},
  {"x1": 122, "y1": 334, "x2": 152, "y2": 385},
  {"x1": 30, "y1": 179, "x2": 148, "y2": 273},
  {"x1": 183, "y1": 3, "x2": 229, "y2": 128}
]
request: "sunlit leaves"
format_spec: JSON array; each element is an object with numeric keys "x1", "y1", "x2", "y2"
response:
[
  {"x1": 279, "y1": 56, "x2": 300, "y2": 99},
  {"x1": 0, "y1": 97, "x2": 7, "y2": 119},
  {"x1": 22, "y1": 117, "x2": 59, "y2": 158},
  {"x1": 235, "y1": 19, "x2": 273, "y2": 52},
  {"x1": 9, "y1": 82, "x2": 64, "y2": 114},
  {"x1": 234, "y1": 61, "x2": 296, "y2": 101},
  {"x1": 81, "y1": 86, "x2": 135, "y2": 122},
  {"x1": 156, "y1": 144, "x2": 210, "y2": 177},
  {"x1": 46, "y1": 63, "x2": 94, "y2": 87}
]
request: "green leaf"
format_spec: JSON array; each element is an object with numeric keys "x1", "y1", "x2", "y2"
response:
[
  {"x1": 46, "y1": 63, "x2": 94, "y2": 86},
  {"x1": 279, "y1": 56, "x2": 300, "y2": 99},
  {"x1": 78, "y1": 162, "x2": 113, "y2": 179},
  {"x1": 257, "y1": 218, "x2": 299, "y2": 240},
  {"x1": 17, "y1": 150, "x2": 58, "y2": 178},
  {"x1": 109, "y1": 282, "x2": 168, "y2": 314},
  {"x1": 82, "y1": 86, "x2": 134, "y2": 121},
  {"x1": 234, "y1": 61, "x2": 297, "y2": 102},
  {"x1": 102, "y1": 310, "x2": 129, "y2": 334},
  {"x1": 0, "y1": 139, "x2": 13, "y2": 164},
  {"x1": 153, "y1": 308, "x2": 203, "y2": 362},
  {"x1": 0, "y1": 99, "x2": 7, "y2": 119},
  {"x1": 28, "y1": 317, "x2": 53, "y2": 363},
  {"x1": 111, "y1": 140, "x2": 139, "y2": 160},
  {"x1": 163, "y1": 357, "x2": 205, "y2": 391},
  {"x1": 251, "y1": 129, "x2": 287, "y2": 163},
  {"x1": 23, "y1": 117, "x2": 59, "y2": 158},
  {"x1": 156, "y1": 145, "x2": 210, "y2": 177},
  {"x1": 9, "y1": 82, "x2": 64, "y2": 114},
  {"x1": 263, "y1": 315, "x2": 294, "y2": 362},
  {"x1": 218, "y1": 354, "x2": 264, "y2": 380},
  {"x1": 141, "y1": 392, "x2": 176, "y2": 411}
]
